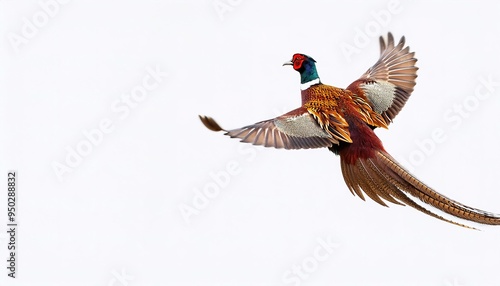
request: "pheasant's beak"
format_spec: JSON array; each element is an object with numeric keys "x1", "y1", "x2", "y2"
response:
[{"x1": 283, "y1": 60, "x2": 293, "y2": 66}]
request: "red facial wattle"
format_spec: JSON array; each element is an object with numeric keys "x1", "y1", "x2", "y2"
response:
[{"x1": 292, "y1": 54, "x2": 305, "y2": 70}]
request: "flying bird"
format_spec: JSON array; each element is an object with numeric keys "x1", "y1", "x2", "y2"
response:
[{"x1": 199, "y1": 33, "x2": 500, "y2": 228}]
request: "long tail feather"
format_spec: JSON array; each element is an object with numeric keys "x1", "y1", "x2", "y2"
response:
[{"x1": 340, "y1": 149, "x2": 500, "y2": 228}]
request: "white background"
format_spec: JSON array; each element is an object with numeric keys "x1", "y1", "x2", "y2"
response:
[{"x1": 1, "y1": 0, "x2": 500, "y2": 285}]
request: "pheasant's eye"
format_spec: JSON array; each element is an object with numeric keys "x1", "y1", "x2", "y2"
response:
[{"x1": 293, "y1": 55, "x2": 304, "y2": 62}]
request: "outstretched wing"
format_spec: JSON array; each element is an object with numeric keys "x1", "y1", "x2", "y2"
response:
[
  {"x1": 346, "y1": 32, "x2": 418, "y2": 125},
  {"x1": 199, "y1": 107, "x2": 345, "y2": 150}
]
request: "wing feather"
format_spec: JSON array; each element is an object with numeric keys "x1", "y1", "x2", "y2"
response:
[
  {"x1": 346, "y1": 32, "x2": 418, "y2": 125},
  {"x1": 199, "y1": 107, "x2": 343, "y2": 150}
]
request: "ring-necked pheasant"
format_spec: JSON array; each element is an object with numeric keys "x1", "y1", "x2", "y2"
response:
[{"x1": 199, "y1": 33, "x2": 500, "y2": 229}]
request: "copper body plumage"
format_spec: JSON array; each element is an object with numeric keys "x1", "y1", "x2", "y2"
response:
[{"x1": 199, "y1": 33, "x2": 500, "y2": 229}]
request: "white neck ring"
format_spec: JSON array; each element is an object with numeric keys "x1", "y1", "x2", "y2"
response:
[{"x1": 300, "y1": 78, "x2": 320, "y2": 90}]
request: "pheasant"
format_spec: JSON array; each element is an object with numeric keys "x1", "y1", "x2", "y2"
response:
[{"x1": 199, "y1": 33, "x2": 500, "y2": 229}]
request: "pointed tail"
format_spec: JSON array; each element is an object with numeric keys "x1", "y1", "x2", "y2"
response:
[{"x1": 339, "y1": 148, "x2": 500, "y2": 228}]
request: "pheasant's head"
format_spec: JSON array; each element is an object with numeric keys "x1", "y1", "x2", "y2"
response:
[{"x1": 283, "y1": 53, "x2": 320, "y2": 87}]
